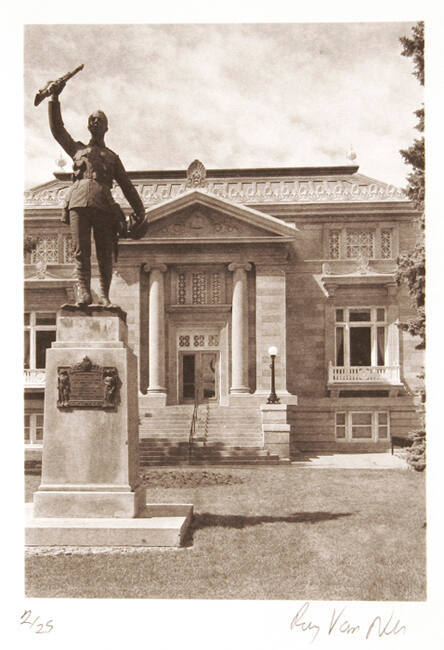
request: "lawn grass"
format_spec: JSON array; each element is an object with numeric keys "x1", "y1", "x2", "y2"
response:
[{"x1": 25, "y1": 466, "x2": 426, "y2": 600}]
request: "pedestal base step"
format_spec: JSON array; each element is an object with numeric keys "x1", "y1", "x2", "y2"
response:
[{"x1": 25, "y1": 503, "x2": 193, "y2": 547}]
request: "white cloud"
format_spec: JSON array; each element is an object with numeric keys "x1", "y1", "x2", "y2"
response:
[{"x1": 24, "y1": 22, "x2": 422, "y2": 189}]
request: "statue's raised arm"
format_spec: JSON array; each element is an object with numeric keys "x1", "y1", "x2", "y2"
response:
[{"x1": 35, "y1": 66, "x2": 147, "y2": 308}]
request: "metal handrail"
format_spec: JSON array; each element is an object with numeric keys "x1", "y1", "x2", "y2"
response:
[
  {"x1": 203, "y1": 403, "x2": 210, "y2": 448},
  {"x1": 188, "y1": 393, "x2": 199, "y2": 462}
]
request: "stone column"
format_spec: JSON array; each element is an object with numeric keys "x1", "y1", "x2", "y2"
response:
[
  {"x1": 228, "y1": 262, "x2": 251, "y2": 393},
  {"x1": 146, "y1": 264, "x2": 167, "y2": 395}
]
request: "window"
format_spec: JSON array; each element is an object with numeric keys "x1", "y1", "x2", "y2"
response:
[
  {"x1": 25, "y1": 413, "x2": 44, "y2": 445},
  {"x1": 335, "y1": 307, "x2": 386, "y2": 368},
  {"x1": 173, "y1": 267, "x2": 226, "y2": 305},
  {"x1": 380, "y1": 230, "x2": 392, "y2": 259},
  {"x1": 328, "y1": 230, "x2": 341, "y2": 259},
  {"x1": 30, "y1": 235, "x2": 59, "y2": 264},
  {"x1": 327, "y1": 227, "x2": 393, "y2": 260},
  {"x1": 63, "y1": 235, "x2": 75, "y2": 263},
  {"x1": 346, "y1": 231, "x2": 374, "y2": 259},
  {"x1": 27, "y1": 234, "x2": 74, "y2": 264},
  {"x1": 335, "y1": 411, "x2": 389, "y2": 441},
  {"x1": 24, "y1": 312, "x2": 57, "y2": 370}
]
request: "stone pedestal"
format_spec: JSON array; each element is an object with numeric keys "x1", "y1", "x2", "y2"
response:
[
  {"x1": 260, "y1": 404, "x2": 291, "y2": 460},
  {"x1": 28, "y1": 307, "x2": 193, "y2": 546},
  {"x1": 33, "y1": 307, "x2": 143, "y2": 518}
]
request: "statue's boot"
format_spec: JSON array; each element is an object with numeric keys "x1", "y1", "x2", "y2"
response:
[
  {"x1": 76, "y1": 270, "x2": 92, "y2": 306},
  {"x1": 97, "y1": 266, "x2": 113, "y2": 307}
]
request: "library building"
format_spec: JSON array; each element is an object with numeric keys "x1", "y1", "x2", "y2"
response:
[{"x1": 24, "y1": 159, "x2": 423, "y2": 464}]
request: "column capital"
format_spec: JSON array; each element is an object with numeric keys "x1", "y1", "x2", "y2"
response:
[
  {"x1": 228, "y1": 262, "x2": 252, "y2": 273},
  {"x1": 142, "y1": 263, "x2": 168, "y2": 274}
]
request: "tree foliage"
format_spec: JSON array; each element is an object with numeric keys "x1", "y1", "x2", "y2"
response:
[
  {"x1": 400, "y1": 22, "x2": 424, "y2": 86},
  {"x1": 396, "y1": 22, "x2": 425, "y2": 345},
  {"x1": 24, "y1": 235, "x2": 38, "y2": 256}
]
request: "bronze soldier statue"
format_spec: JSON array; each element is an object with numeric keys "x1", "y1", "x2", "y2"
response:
[{"x1": 46, "y1": 78, "x2": 146, "y2": 306}]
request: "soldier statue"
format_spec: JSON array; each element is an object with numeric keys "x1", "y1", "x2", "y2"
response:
[{"x1": 46, "y1": 77, "x2": 146, "y2": 307}]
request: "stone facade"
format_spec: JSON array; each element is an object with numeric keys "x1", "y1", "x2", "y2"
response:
[{"x1": 24, "y1": 162, "x2": 423, "y2": 460}]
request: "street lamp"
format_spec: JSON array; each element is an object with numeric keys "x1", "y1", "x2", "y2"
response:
[{"x1": 267, "y1": 345, "x2": 280, "y2": 404}]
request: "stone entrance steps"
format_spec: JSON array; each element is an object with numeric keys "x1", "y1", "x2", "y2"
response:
[{"x1": 138, "y1": 403, "x2": 279, "y2": 466}]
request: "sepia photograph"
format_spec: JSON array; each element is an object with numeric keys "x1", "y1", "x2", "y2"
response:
[{"x1": 12, "y1": 10, "x2": 441, "y2": 648}]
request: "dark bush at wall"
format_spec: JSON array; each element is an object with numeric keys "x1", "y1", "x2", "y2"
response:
[{"x1": 406, "y1": 430, "x2": 426, "y2": 471}]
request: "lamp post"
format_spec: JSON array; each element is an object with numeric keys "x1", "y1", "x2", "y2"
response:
[{"x1": 267, "y1": 345, "x2": 280, "y2": 404}]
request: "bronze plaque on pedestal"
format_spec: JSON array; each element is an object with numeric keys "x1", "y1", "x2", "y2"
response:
[{"x1": 57, "y1": 356, "x2": 119, "y2": 409}]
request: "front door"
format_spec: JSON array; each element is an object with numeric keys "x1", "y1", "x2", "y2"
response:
[{"x1": 180, "y1": 351, "x2": 218, "y2": 403}]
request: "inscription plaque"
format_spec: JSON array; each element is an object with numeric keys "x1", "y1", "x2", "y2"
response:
[{"x1": 57, "y1": 356, "x2": 119, "y2": 409}]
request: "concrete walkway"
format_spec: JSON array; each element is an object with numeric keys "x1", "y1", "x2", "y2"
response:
[{"x1": 291, "y1": 452, "x2": 410, "y2": 469}]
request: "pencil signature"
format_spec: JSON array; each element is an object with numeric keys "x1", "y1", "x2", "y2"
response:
[{"x1": 290, "y1": 601, "x2": 406, "y2": 643}]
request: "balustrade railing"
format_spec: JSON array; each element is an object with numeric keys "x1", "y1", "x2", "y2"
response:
[
  {"x1": 328, "y1": 363, "x2": 400, "y2": 384},
  {"x1": 24, "y1": 368, "x2": 46, "y2": 387}
]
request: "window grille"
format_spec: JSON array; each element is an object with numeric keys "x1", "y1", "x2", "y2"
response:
[
  {"x1": 192, "y1": 272, "x2": 207, "y2": 304},
  {"x1": 63, "y1": 235, "x2": 75, "y2": 263},
  {"x1": 211, "y1": 273, "x2": 222, "y2": 304},
  {"x1": 346, "y1": 231, "x2": 374, "y2": 259},
  {"x1": 30, "y1": 235, "x2": 59, "y2": 264},
  {"x1": 175, "y1": 268, "x2": 226, "y2": 305},
  {"x1": 178, "y1": 273, "x2": 186, "y2": 304},
  {"x1": 381, "y1": 230, "x2": 392, "y2": 259},
  {"x1": 328, "y1": 231, "x2": 340, "y2": 259}
]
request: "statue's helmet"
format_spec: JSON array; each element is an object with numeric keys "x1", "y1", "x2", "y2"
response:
[{"x1": 88, "y1": 110, "x2": 108, "y2": 133}]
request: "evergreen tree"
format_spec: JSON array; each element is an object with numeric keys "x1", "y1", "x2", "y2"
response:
[
  {"x1": 397, "y1": 23, "x2": 425, "y2": 470},
  {"x1": 396, "y1": 22, "x2": 425, "y2": 347}
]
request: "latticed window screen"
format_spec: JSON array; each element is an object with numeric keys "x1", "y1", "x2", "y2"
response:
[
  {"x1": 30, "y1": 235, "x2": 59, "y2": 264},
  {"x1": 178, "y1": 273, "x2": 186, "y2": 305},
  {"x1": 346, "y1": 231, "x2": 374, "y2": 259},
  {"x1": 381, "y1": 230, "x2": 392, "y2": 259},
  {"x1": 192, "y1": 272, "x2": 207, "y2": 304},
  {"x1": 177, "y1": 332, "x2": 219, "y2": 349},
  {"x1": 211, "y1": 273, "x2": 222, "y2": 304},
  {"x1": 176, "y1": 269, "x2": 224, "y2": 305},
  {"x1": 328, "y1": 231, "x2": 341, "y2": 259},
  {"x1": 63, "y1": 235, "x2": 75, "y2": 263}
]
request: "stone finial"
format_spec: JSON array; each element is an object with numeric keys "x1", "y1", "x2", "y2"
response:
[
  {"x1": 56, "y1": 153, "x2": 67, "y2": 170},
  {"x1": 347, "y1": 145, "x2": 357, "y2": 162},
  {"x1": 186, "y1": 159, "x2": 207, "y2": 188}
]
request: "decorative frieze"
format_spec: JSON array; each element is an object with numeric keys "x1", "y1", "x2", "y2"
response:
[{"x1": 25, "y1": 178, "x2": 408, "y2": 208}]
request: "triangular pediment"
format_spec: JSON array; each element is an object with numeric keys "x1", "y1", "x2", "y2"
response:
[{"x1": 141, "y1": 190, "x2": 297, "y2": 242}]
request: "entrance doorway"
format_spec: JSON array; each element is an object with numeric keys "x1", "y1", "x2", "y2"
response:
[{"x1": 180, "y1": 351, "x2": 219, "y2": 403}]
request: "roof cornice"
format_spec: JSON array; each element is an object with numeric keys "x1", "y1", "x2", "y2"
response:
[{"x1": 53, "y1": 165, "x2": 360, "y2": 182}]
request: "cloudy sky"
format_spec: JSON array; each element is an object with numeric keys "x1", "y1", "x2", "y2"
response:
[{"x1": 24, "y1": 22, "x2": 422, "y2": 190}]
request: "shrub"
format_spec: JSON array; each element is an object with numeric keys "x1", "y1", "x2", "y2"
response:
[{"x1": 406, "y1": 430, "x2": 426, "y2": 471}]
